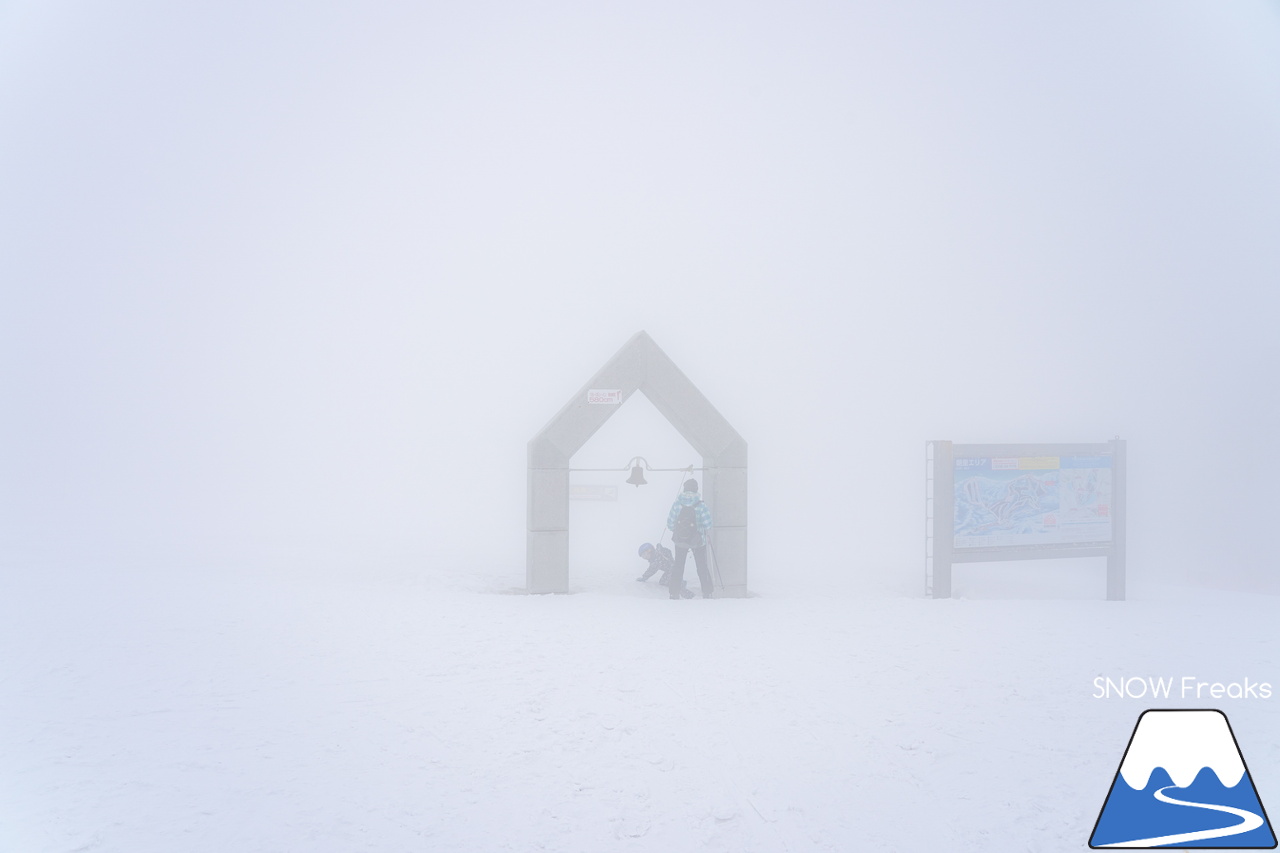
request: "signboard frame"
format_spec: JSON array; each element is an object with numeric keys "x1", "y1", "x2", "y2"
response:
[{"x1": 928, "y1": 439, "x2": 1127, "y2": 600}]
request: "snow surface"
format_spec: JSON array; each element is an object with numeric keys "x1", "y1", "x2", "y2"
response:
[{"x1": 3, "y1": 566, "x2": 1278, "y2": 853}]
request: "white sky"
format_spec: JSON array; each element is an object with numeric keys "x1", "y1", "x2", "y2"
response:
[{"x1": 3, "y1": 1, "x2": 1278, "y2": 591}]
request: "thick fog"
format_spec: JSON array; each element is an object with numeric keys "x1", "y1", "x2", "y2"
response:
[{"x1": 3, "y1": 2, "x2": 1278, "y2": 593}]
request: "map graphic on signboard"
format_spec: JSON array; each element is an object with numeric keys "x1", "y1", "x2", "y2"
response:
[{"x1": 954, "y1": 455, "x2": 1112, "y2": 549}]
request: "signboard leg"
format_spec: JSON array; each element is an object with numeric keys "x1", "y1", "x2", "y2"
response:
[
  {"x1": 1107, "y1": 438, "x2": 1127, "y2": 601},
  {"x1": 932, "y1": 441, "x2": 953, "y2": 598},
  {"x1": 1106, "y1": 554, "x2": 1124, "y2": 601}
]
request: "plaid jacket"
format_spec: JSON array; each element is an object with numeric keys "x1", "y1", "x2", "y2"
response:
[{"x1": 666, "y1": 492, "x2": 713, "y2": 547}]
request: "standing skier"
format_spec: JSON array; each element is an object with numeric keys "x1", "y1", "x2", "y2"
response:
[{"x1": 666, "y1": 479, "x2": 714, "y2": 599}]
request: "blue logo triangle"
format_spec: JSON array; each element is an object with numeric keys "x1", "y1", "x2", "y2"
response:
[{"x1": 1090, "y1": 710, "x2": 1276, "y2": 848}]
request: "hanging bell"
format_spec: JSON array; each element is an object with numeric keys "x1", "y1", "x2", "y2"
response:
[{"x1": 626, "y1": 465, "x2": 648, "y2": 487}]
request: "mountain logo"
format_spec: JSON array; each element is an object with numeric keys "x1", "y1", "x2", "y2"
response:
[{"x1": 1090, "y1": 709, "x2": 1276, "y2": 848}]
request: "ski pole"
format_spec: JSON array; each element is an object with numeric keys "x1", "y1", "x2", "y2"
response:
[{"x1": 706, "y1": 531, "x2": 726, "y2": 591}]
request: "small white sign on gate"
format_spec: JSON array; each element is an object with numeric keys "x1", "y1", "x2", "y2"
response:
[{"x1": 570, "y1": 484, "x2": 618, "y2": 501}]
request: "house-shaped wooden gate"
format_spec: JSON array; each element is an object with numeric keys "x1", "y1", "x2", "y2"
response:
[{"x1": 527, "y1": 331, "x2": 748, "y2": 595}]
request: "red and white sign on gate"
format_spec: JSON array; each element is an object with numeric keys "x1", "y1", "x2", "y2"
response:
[{"x1": 587, "y1": 389, "x2": 622, "y2": 404}]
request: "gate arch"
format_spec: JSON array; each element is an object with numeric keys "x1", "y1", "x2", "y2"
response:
[{"x1": 527, "y1": 331, "x2": 748, "y2": 595}]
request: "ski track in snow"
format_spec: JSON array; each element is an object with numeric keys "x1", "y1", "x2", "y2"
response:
[{"x1": 1, "y1": 568, "x2": 1277, "y2": 852}]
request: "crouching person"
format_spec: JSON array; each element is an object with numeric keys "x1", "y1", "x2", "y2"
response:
[{"x1": 636, "y1": 542, "x2": 694, "y2": 598}]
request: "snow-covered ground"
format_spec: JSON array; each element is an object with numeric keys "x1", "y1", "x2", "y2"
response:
[{"x1": 4, "y1": 565, "x2": 1277, "y2": 852}]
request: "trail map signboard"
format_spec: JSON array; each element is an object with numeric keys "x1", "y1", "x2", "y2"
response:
[
  {"x1": 928, "y1": 440, "x2": 1126, "y2": 600},
  {"x1": 953, "y1": 454, "x2": 1112, "y2": 549}
]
